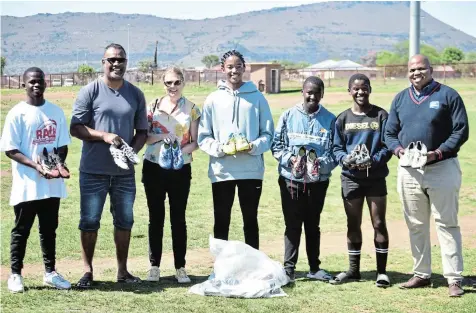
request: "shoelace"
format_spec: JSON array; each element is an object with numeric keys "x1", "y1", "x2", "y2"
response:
[
  {"x1": 177, "y1": 269, "x2": 187, "y2": 278},
  {"x1": 111, "y1": 147, "x2": 127, "y2": 162},
  {"x1": 121, "y1": 144, "x2": 136, "y2": 158},
  {"x1": 49, "y1": 152, "x2": 68, "y2": 168},
  {"x1": 48, "y1": 271, "x2": 65, "y2": 281},
  {"x1": 149, "y1": 267, "x2": 160, "y2": 276}
]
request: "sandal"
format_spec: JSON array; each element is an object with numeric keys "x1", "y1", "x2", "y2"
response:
[
  {"x1": 117, "y1": 273, "x2": 142, "y2": 284},
  {"x1": 329, "y1": 272, "x2": 361, "y2": 285},
  {"x1": 76, "y1": 272, "x2": 94, "y2": 289},
  {"x1": 376, "y1": 273, "x2": 391, "y2": 288}
]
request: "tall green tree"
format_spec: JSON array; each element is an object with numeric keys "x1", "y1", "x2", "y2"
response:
[
  {"x1": 465, "y1": 52, "x2": 476, "y2": 62},
  {"x1": 78, "y1": 64, "x2": 95, "y2": 74},
  {"x1": 441, "y1": 47, "x2": 465, "y2": 63},
  {"x1": 201, "y1": 55, "x2": 220, "y2": 69},
  {"x1": 396, "y1": 40, "x2": 441, "y2": 63},
  {"x1": 376, "y1": 51, "x2": 404, "y2": 66},
  {"x1": 1, "y1": 56, "x2": 6, "y2": 75},
  {"x1": 138, "y1": 59, "x2": 154, "y2": 72}
]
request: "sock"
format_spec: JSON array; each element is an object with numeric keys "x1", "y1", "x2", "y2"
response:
[
  {"x1": 375, "y1": 240, "x2": 389, "y2": 274},
  {"x1": 347, "y1": 242, "x2": 362, "y2": 276}
]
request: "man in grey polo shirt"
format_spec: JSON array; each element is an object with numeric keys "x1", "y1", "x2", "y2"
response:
[{"x1": 71, "y1": 43, "x2": 148, "y2": 287}]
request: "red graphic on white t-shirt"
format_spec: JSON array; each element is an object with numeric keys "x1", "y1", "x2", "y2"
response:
[{"x1": 33, "y1": 119, "x2": 57, "y2": 145}]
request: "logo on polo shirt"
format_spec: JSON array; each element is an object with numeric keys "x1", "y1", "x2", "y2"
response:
[
  {"x1": 429, "y1": 101, "x2": 440, "y2": 109},
  {"x1": 370, "y1": 122, "x2": 379, "y2": 130},
  {"x1": 33, "y1": 119, "x2": 57, "y2": 145}
]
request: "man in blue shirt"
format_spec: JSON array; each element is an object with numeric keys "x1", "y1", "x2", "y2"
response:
[{"x1": 385, "y1": 54, "x2": 469, "y2": 297}]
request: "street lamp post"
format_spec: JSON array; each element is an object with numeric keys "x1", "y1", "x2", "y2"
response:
[{"x1": 409, "y1": 1, "x2": 421, "y2": 58}]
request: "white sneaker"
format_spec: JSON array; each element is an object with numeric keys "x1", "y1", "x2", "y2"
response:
[
  {"x1": 109, "y1": 145, "x2": 129, "y2": 170},
  {"x1": 411, "y1": 141, "x2": 428, "y2": 169},
  {"x1": 120, "y1": 139, "x2": 140, "y2": 165},
  {"x1": 43, "y1": 271, "x2": 71, "y2": 290},
  {"x1": 175, "y1": 267, "x2": 191, "y2": 284},
  {"x1": 307, "y1": 269, "x2": 332, "y2": 281},
  {"x1": 399, "y1": 142, "x2": 415, "y2": 167},
  {"x1": 8, "y1": 274, "x2": 24, "y2": 293},
  {"x1": 146, "y1": 266, "x2": 160, "y2": 282}
]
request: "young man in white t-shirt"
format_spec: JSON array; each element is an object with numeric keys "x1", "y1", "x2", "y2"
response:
[{"x1": 0, "y1": 67, "x2": 72, "y2": 293}]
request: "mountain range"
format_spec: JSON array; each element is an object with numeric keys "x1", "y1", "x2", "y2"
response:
[{"x1": 1, "y1": 1, "x2": 476, "y2": 74}]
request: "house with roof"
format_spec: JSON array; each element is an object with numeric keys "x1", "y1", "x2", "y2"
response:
[
  {"x1": 432, "y1": 65, "x2": 457, "y2": 78},
  {"x1": 299, "y1": 59, "x2": 379, "y2": 80}
]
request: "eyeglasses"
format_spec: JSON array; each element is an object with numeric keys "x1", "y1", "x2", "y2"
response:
[
  {"x1": 103, "y1": 57, "x2": 127, "y2": 65},
  {"x1": 164, "y1": 80, "x2": 182, "y2": 87}
]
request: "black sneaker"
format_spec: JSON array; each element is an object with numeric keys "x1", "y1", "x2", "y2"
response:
[
  {"x1": 286, "y1": 272, "x2": 295, "y2": 284},
  {"x1": 49, "y1": 147, "x2": 70, "y2": 178},
  {"x1": 37, "y1": 147, "x2": 60, "y2": 178},
  {"x1": 355, "y1": 144, "x2": 371, "y2": 166},
  {"x1": 343, "y1": 145, "x2": 360, "y2": 167}
]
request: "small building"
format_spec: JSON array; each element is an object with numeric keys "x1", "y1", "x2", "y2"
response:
[
  {"x1": 432, "y1": 65, "x2": 457, "y2": 78},
  {"x1": 299, "y1": 59, "x2": 379, "y2": 80},
  {"x1": 249, "y1": 62, "x2": 281, "y2": 94}
]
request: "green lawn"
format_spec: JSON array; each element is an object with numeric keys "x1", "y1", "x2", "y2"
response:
[{"x1": 1, "y1": 82, "x2": 475, "y2": 312}]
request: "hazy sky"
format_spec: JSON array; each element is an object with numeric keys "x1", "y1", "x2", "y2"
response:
[{"x1": 1, "y1": 0, "x2": 476, "y2": 37}]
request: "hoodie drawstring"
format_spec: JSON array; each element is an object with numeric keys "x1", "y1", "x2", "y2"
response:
[{"x1": 231, "y1": 90, "x2": 240, "y2": 130}]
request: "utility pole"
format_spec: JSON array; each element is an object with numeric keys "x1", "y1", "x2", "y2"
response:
[
  {"x1": 127, "y1": 24, "x2": 131, "y2": 67},
  {"x1": 153, "y1": 40, "x2": 158, "y2": 69},
  {"x1": 409, "y1": 1, "x2": 421, "y2": 59}
]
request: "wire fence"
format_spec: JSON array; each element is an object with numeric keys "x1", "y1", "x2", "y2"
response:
[
  {"x1": 0, "y1": 69, "x2": 251, "y2": 89},
  {"x1": 1, "y1": 63, "x2": 474, "y2": 90},
  {"x1": 280, "y1": 62, "x2": 476, "y2": 89}
]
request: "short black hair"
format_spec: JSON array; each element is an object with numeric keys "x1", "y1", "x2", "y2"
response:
[
  {"x1": 104, "y1": 43, "x2": 127, "y2": 56},
  {"x1": 23, "y1": 67, "x2": 44, "y2": 81},
  {"x1": 303, "y1": 76, "x2": 325, "y2": 90},
  {"x1": 348, "y1": 73, "x2": 371, "y2": 89},
  {"x1": 221, "y1": 50, "x2": 246, "y2": 69}
]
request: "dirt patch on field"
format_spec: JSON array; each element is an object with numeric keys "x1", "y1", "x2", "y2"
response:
[
  {"x1": 2, "y1": 91, "x2": 77, "y2": 101},
  {"x1": 1, "y1": 169, "x2": 11, "y2": 177},
  {"x1": 2, "y1": 214, "x2": 475, "y2": 280}
]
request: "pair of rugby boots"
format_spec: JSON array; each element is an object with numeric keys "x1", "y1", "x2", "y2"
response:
[
  {"x1": 222, "y1": 133, "x2": 251, "y2": 155},
  {"x1": 399, "y1": 141, "x2": 428, "y2": 169},
  {"x1": 342, "y1": 144, "x2": 372, "y2": 169},
  {"x1": 109, "y1": 139, "x2": 140, "y2": 170},
  {"x1": 291, "y1": 147, "x2": 320, "y2": 180},
  {"x1": 37, "y1": 147, "x2": 70, "y2": 179}
]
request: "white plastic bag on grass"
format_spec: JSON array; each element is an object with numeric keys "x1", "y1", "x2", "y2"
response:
[{"x1": 189, "y1": 236, "x2": 288, "y2": 298}]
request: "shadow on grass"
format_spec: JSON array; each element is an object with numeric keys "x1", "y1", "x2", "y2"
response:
[
  {"x1": 26, "y1": 275, "x2": 209, "y2": 294},
  {"x1": 277, "y1": 89, "x2": 301, "y2": 94},
  {"x1": 293, "y1": 271, "x2": 476, "y2": 291}
]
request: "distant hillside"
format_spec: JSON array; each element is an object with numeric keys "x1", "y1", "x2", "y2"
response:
[{"x1": 2, "y1": 1, "x2": 476, "y2": 74}]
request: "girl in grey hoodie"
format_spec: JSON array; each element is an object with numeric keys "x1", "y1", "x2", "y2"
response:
[{"x1": 198, "y1": 50, "x2": 274, "y2": 250}]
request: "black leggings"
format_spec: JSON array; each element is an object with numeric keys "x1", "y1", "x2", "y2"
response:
[
  {"x1": 142, "y1": 160, "x2": 191, "y2": 269},
  {"x1": 212, "y1": 179, "x2": 262, "y2": 250}
]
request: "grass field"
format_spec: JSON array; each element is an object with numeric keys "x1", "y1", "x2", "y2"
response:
[{"x1": 1, "y1": 80, "x2": 475, "y2": 313}]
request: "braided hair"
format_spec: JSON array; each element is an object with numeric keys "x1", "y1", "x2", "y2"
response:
[
  {"x1": 348, "y1": 73, "x2": 371, "y2": 89},
  {"x1": 220, "y1": 50, "x2": 246, "y2": 69}
]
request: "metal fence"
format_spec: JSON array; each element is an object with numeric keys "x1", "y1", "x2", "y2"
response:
[
  {"x1": 281, "y1": 62, "x2": 476, "y2": 89},
  {"x1": 0, "y1": 69, "x2": 251, "y2": 89},
  {"x1": 1, "y1": 63, "x2": 474, "y2": 89}
]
